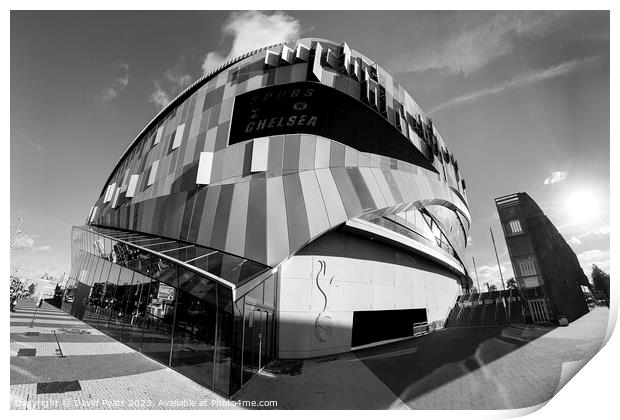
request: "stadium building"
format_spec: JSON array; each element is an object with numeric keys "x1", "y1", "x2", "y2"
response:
[{"x1": 62, "y1": 38, "x2": 472, "y2": 396}]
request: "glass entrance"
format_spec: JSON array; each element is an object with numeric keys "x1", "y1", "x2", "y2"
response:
[{"x1": 242, "y1": 304, "x2": 273, "y2": 383}]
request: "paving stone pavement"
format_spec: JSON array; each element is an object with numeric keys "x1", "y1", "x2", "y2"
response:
[
  {"x1": 237, "y1": 307, "x2": 610, "y2": 409},
  {"x1": 10, "y1": 301, "x2": 236, "y2": 410},
  {"x1": 10, "y1": 300, "x2": 610, "y2": 410}
]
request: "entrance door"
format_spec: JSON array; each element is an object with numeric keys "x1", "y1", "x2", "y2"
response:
[
  {"x1": 527, "y1": 299, "x2": 551, "y2": 323},
  {"x1": 242, "y1": 304, "x2": 273, "y2": 384}
]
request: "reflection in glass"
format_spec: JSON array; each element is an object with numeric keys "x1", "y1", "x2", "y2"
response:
[
  {"x1": 95, "y1": 262, "x2": 119, "y2": 332},
  {"x1": 82, "y1": 256, "x2": 103, "y2": 328},
  {"x1": 122, "y1": 272, "x2": 151, "y2": 351},
  {"x1": 141, "y1": 279, "x2": 176, "y2": 364},
  {"x1": 171, "y1": 269, "x2": 217, "y2": 388},
  {"x1": 106, "y1": 267, "x2": 134, "y2": 340}
]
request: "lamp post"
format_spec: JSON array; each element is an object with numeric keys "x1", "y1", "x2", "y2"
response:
[
  {"x1": 490, "y1": 227, "x2": 506, "y2": 290},
  {"x1": 472, "y1": 256, "x2": 481, "y2": 292}
]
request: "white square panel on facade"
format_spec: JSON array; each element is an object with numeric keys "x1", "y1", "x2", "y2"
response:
[
  {"x1": 295, "y1": 43, "x2": 309, "y2": 62},
  {"x1": 104, "y1": 183, "x2": 116, "y2": 203},
  {"x1": 342, "y1": 42, "x2": 352, "y2": 74},
  {"x1": 251, "y1": 137, "x2": 269, "y2": 173},
  {"x1": 196, "y1": 152, "x2": 214, "y2": 185},
  {"x1": 281, "y1": 45, "x2": 294, "y2": 64},
  {"x1": 265, "y1": 50, "x2": 279, "y2": 67},
  {"x1": 311, "y1": 43, "x2": 323, "y2": 82},
  {"x1": 89, "y1": 206, "x2": 98, "y2": 222},
  {"x1": 172, "y1": 123, "x2": 185, "y2": 150},
  {"x1": 147, "y1": 160, "x2": 159, "y2": 186},
  {"x1": 154, "y1": 126, "x2": 163, "y2": 145},
  {"x1": 126, "y1": 174, "x2": 139, "y2": 198}
]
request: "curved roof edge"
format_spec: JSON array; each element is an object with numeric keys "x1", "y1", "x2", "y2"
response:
[{"x1": 99, "y1": 37, "x2": 449, "y2": 198}]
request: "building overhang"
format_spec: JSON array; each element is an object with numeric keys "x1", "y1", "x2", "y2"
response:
[{"x1": 343, "y1": 218, "x2": 466, "y2": 277}]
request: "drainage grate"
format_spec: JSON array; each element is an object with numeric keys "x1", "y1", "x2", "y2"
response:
[
  {"x1": 17, "y1": 348, "x2": 36, "y2": 357},
  {"x1": 25, "y1": 332, "x2": 40, "y2": 336},
  {"x1": 37, "y1": 380, "x2": 82, "y2": 394}
]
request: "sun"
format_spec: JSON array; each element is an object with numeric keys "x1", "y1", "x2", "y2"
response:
[{"x1": 566, "y1": 190, "x2": 599, "y2": 223}]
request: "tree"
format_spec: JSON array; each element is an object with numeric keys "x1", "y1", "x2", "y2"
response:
[
  {"x1": 506, "y1": 278, "x2": 518, "y2": 290},
  {"x1": 10, "y1": 278, "x2": 27, "y2": 299},
  {"x1": 488, "y1": 284, "x2": 498, "y2": 292},
  {"x1": 591, "y1": 264, "x2": 610, "y2": 306},
  {"x1": 28, "y1": 283, "x2": 36, "y2": 297}
]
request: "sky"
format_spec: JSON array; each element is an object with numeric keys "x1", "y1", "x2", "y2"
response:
[{"x1": 10, "y1": 10, "x2": 610, "y2": 288}]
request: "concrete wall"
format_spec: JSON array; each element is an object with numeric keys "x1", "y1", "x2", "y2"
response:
[{"x1": 277, "y1": 229, "x2": 462, "y2": 358}]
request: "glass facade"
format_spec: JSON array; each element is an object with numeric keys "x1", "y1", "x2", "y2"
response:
[{"x1": 63, "y1": 225, "x2": 276, "y2": 396}]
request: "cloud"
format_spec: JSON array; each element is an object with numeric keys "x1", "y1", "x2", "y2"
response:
[
  {"x1": 102, "y1": 62, "x2": 129, "y2": 102},
  {"x1": 149, "y1": 68, "x2": 192, "y2": 110},
  {"x1": 577, "y1": 249, "x2": 610, "y2": 278},
  {"x1": 567, "y1": 236, "x2": 582, "y2": 247},
  {"x1": 202, "y1": 11, "x2": 302, "y2": 74},
  {"x1": 12, "y1": 234, "x2": 35, "y2": 249},
  {"x1": 13, "y1": 129, "x2": 44, "y2": 152},
  {"x1": 429, "y1": 56, "x2": 598, "y2": 114},
  {"x1": 149, "y1": 81, "x2": 172, "y2": 109},
  {"x1": 544, "y1": 170, "x2": 568, "y2": 185},
  {"x1": 11, "y1": 233, "x2": 51, "y2": 252},
  {"x1": 102, "y1": 87, "x2": 118, "y2": 102},
  {"x1": 11, "y1": 258, "x2": 64, "y2": 281},
  {"x1": 474, "y1": 263, "x2": 513, "y2": 291},
  {"x1": 24, "y1": 137, "x2": 44, "y2": 152},
  {"x1": 561, "y1": 223, "x2": 611, "y2": 238},
  {"x1": 590, "y1": 225, "x2": 611, "y2": 236},
  {"x1": 389, "y1": 11, "x2": 566, "y2": 75}
]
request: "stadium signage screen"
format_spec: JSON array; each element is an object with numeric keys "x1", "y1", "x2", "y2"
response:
[
  {"x1": 229, "y1": 82, "x2": 437, "y2": 172},
  {"x1": 242, "y1": 85, "x2": 319, "y2": 134}
]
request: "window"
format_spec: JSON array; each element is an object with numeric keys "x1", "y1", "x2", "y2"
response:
[
  {"x1": 507, "y1": 219, "x2": 523, "y2": 235},
  {"x1": 515, "y1": 255, "x2": 538, "y2": 277}
]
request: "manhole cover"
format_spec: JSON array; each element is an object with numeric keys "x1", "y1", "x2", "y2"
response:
[
  {"x1": 17, "y1": 348, "x2": 37, "y2": 357},
  {"x1": 37, "y1": 380, "x2": 82, "y2": 394}
]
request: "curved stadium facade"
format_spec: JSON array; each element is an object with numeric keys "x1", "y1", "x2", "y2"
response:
[{"x1": 63, "y1": 38, "x2": 472, "y2": 396}]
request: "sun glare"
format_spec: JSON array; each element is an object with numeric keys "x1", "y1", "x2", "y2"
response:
[{"x1": 566, "y1": 190, "x2": 599, "y2": 223}]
